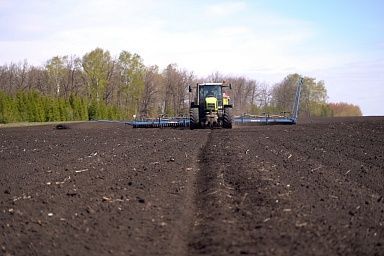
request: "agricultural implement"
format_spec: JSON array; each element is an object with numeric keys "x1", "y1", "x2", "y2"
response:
[
  {"x1": 234, "y1": 77, "x2": 303, "y2": 125},
  {"x1": 126, "y1": 116, "x2": 190, "y2": 128}
]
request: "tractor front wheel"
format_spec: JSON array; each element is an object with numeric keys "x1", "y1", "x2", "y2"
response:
[
  {"x1": 190, "y1": 107, "x2": 199, "y2": 129},
  {"x1": 223, "y1": 107, "x2": 233, "y2": 129}
]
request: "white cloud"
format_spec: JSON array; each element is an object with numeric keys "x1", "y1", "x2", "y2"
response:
[
  {"x1": 0, "y1": 1, "x2": 351, "y2": 74},
  {"x1": 204, "y1": 1, "x2": 247, "y2": 17},
  {"x1": 0, "y1": 0, "x2": 10, "y2": 8},
  {"x1": 0, "y1": 0, "x2": 357, "y2": 75}
]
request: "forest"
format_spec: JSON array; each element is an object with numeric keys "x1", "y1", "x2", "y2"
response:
[{"x1": 0, "y1": 48, "x2": 362, "y2": 123}]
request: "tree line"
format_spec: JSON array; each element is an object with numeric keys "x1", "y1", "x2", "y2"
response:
[{"x1": 0, "y1": 48, "x2": 361, "y2": 123}]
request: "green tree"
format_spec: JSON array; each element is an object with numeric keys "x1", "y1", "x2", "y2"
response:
[
  {"x1": 0, "y1": 91, "x2": 20, "y2": 123},
  {"x1": 271, "y1": 74, "x2": 329, "y2": 117},
  {"x1": 44, "y1": 97, "x2": 61, "y2": 121},
  {"x1": 16, "y1": 91, "x2": 29, "y2": 121},
  {"x1": 46, "y1": 56, "x2": 68, "y2": 96},
  {"x1": 82, "y1": 48, "x2": 113, "y2": 102},
  {"x1": 29, "y1": 91, "x2": 45, "y2": 122},
  {"x1": 302, "y1": 78, "x2": 328, "y2": 117},
  {"x1": 328, "y1": 102, "x2": 362, "y2": 116},
  {"x1": 117, "y1": 51, "x2": 145, "y2": 117}
]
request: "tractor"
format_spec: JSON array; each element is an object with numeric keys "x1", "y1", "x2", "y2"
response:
[{"x1": 189, "y1": 82, "x2": 233, "y2": 129}]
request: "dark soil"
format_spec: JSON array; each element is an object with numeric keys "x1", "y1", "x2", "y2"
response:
[{"x1": 1, "y1": 117, "x2": 383, "y2": 255}]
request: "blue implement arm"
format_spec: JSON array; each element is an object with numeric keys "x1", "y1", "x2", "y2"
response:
[
  {"x1": 234, "y1": 77, "x2": 303, "y2": 125},
  {"x1": 126, "y1": 117, "x2": 190, "y2": 128}
]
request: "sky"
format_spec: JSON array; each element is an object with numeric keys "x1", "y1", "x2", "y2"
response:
[{"x1": 0, "y1": 0, "x2": 383, "y2": 115}]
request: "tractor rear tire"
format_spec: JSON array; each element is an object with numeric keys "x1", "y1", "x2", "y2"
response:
[
  {"x1": 223, "y1": 107, "x2": 233, "y2": 129},
  {"x1": 190, "y1": 107, "x2": 199, "y2": 130}
]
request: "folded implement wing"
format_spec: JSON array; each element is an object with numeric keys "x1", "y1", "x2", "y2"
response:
[{"x1": 234, "y1": 77, "x2": 303, "y2": 125}]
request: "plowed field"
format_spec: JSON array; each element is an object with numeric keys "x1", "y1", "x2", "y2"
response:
[{"x1": 1, "y1": 117, "x2": 383, "y2": 255}]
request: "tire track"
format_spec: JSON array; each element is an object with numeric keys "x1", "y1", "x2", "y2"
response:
[
  {"x1": 188, "y1": 130, "x2": 233, "y2": 255},
  {"x1": 187, "y1": 129, "x2": 271, "y2": 255},
  {"x1": 166, "y1": 130, "x2": 210, "y2": 255}
]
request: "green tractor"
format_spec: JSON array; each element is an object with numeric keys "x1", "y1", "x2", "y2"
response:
[{"x1": 189, "y1": 82, "x2": 233, "y2": 129}]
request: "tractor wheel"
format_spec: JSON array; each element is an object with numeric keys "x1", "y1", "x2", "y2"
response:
[
  {"x1": 190, "y1": 107, "x2": 199, "y2": 130},
  {"x1": 223, "y1": 107, "x2": 233, "y2": 129}
]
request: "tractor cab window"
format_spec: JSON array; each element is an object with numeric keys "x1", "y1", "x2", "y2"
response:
[{"x1": 200, "y1": 86, "x2": 222, "y2": 100}]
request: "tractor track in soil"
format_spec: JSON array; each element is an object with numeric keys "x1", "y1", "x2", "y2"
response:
[{"x1": 1, "y1": 117, "x2": 384, "y2": 255}]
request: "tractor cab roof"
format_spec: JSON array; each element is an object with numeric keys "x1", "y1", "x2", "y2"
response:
[
  {"x1": 198, "y1": 83, "x2": 224, "y2": 86},
  {"x1": 198, "y1": 82, "x2": 231, "y2": 88}
]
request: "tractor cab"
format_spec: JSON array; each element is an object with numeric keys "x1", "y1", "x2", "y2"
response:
[
  {"x1": 200, "y1": 84, "x2": 222, "y2": 101},
  {"x1": 198, "y1": 84, "x2": 223, "y2": 112}
]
